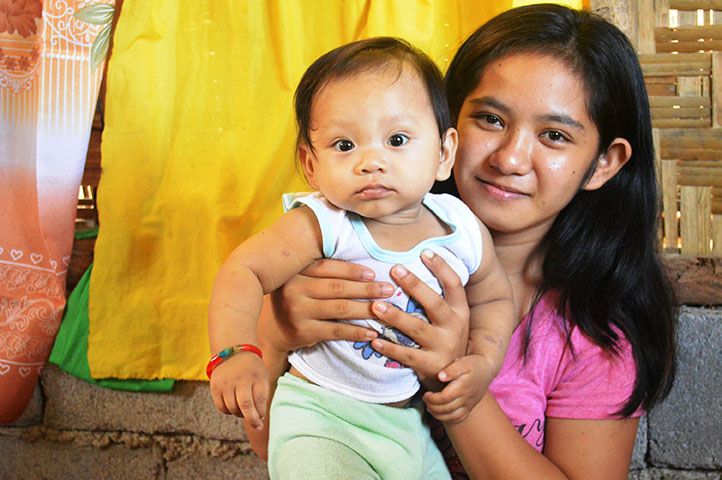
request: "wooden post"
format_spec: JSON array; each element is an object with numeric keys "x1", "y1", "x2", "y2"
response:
[
  {"x1": 712, "y1": 215, "x2": 722, "y2": 255},
  {"x1": 713, "y1": 52, "x2": 721, "y2": 128},
  {"x1": 638, "y1": 0, "x2": 657, "y2": 53},
  {"x1": 655, "y1": 0, "x2": 671, "y2": 28},
  {"x1": 680, "y1": 185, "x2": 712, "y2": 256},
  {"x1": 662, "y1": 160, "x2": 679, "y2": 251}
]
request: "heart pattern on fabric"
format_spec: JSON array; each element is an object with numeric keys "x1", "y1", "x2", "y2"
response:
[
  {"x1": 0, "y1": 364, "x2": 10, "y2": 376},
  {"x1": 10, "y1": 250, "x2": 23, "y2": 261},
  {"x1": 18, "y1": 367, "x2": 32, "y2": 378},
  {"x1": 30, "y1": 253, "x2": 43, "y2": 265},
  {"x1": 62, "y1": 256, "x2": 70, "y2": 266},
  {"x1": 50, "y1": 260, "x2": 57, "y2": 270}
]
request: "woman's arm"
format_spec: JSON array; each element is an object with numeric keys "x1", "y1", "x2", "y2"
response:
[
  {"x1": 445, "y1": 394, "x2": 638, "y2": 480},
  {"x1": 369, "y1": 254, "x2": 639, "y2": 479}
]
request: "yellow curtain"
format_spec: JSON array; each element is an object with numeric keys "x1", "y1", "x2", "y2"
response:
[{"x1": 88, "y1": 0, "x2": 514, "y2": 381}]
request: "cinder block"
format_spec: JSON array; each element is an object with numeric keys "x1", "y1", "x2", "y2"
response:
[
  {"x1": 0, "y1": 435, "x2": 162, "y2": 479},
  {"x1": 42, "y1": 365, "x2": 247, "y2": 441},
  {"x1": 166, "y1": 452, "x2": 268, "y2": 480},
  {"x1": 648, "y1": 308, "x2": 722, "y2": 469},
  {"x1": 632, "y1": 415, "x2": 648, "y2": 469},
  {"x1": 628, "y1": 468, "x2": 722, "y2": 479}
]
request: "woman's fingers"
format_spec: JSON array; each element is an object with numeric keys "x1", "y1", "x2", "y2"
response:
[
  {"x1": 370, "y1": 337, "x2": 426, "y2": 370},
  {"x1": 296, "y1": 277, "x2": 395, "y2": 301},
  {"x1": 300, "y1": 258, "x2": 376, "y2": 281},
  {"x1": 371, "y1": 300, "x2": 431, "y2": 347},
  {"x1": 307, "y1": 319, "x2": 378, "y2": 343},
  {"x1": 419, "y1": 250, "x2": 468, "y2": 315}
]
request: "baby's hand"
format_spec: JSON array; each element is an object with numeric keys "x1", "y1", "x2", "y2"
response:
[
  {"x1": 422, "y1": 354, "x2": 494, "y2": 423},
  {"x1": 209, "y1": 353, "x2": 269, "y2": 430}
]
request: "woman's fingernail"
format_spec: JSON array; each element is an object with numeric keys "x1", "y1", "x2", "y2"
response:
[
  {"x1": 381, "y1": 284, "x2": 395, "y2": 295},
  {"x1": 422, "y1": 249, "x2": 434, "y2": 259},
  {"x1": 374, "y1": 301, "x2": 388, "y2": 313},
  {"x1": 438, "y1": 371, "x2": 448, "y2": 381},
  {"x1": 371, "y1": 340, "x2": 384, "y2": 351},
  {"x1": 362, "y1": 270, "x2": 375, "y2": 280},
  {"x1": 365, "y1": 330, "x2": 378, "y2": 340},
  {"x1": 393, "y1": 265, "x2": 408, "y2": 278}
]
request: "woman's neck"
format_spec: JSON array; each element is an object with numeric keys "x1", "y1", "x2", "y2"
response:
[{"x1": 492, "y1": 229, "x2": 545, "y2": 322}]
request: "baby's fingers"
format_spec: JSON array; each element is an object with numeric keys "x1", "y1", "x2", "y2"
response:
[
  {"x1": 254, "y1": 379, "x2": 270, "y2": 428},
  {"x1": 237, "y1": 387, "x2": 263, "y2": 430},
  {"x1": 438, "y1": 355, "x2": 477, "y2": 382}
]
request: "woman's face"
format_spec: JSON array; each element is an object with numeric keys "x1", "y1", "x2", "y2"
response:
[{"x1": 454, "y1": 52, "x2": 601, "y2": 242}]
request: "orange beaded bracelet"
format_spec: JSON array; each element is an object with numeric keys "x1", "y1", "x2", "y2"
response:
[{"x1": 206, "y1": 344, "x2": 263, "y2": 379}]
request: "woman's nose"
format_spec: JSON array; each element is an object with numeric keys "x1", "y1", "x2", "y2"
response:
[{"x1": 489, "y1": 130, "x2": 532, "y2": 175}]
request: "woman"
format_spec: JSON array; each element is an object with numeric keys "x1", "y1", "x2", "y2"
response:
[{"x1": 248, "y1": 5, "x2": 676, "y2": 478}]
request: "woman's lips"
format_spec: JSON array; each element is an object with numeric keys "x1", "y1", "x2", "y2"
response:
[{"x1": 478, "y1": 178, "x2": 528, "y2": 199}]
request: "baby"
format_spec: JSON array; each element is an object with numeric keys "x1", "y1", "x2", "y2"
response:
[{"x1": 208, "y1": 37, "x2": 515, "y2": 478}]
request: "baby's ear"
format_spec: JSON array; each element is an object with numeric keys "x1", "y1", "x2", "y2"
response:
[
  {"x1": 298, "y1": 144, "x2": 319, "y2": 189},
  {"x1": 583, "y1": 137, "x2": 632, "y2": 191},
  {"x1": 436, "y1": 128, "x2": 458, "y2": 181}
]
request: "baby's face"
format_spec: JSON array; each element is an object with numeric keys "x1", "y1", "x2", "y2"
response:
[{"x1": 299, "y1": 66, "x2": 454, "y2": 223}]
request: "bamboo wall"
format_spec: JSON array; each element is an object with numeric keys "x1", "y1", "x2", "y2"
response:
[{"x1": 639, "y1": 0, "x2": 722, "y2": 255}]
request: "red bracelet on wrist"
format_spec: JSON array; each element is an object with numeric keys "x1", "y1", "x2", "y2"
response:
[{"x1": 206, "y1": 343, "x2": 263, "y2": 379}]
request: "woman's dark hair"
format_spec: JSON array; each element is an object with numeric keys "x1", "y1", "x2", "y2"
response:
[
  {"x1": 294, "y1": 36, "x2": 450, "y2": 155},
  {"x1": 438, "y1": 3, "x2": 676, "y2": 416}
]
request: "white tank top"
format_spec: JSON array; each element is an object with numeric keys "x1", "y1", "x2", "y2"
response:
[{"x1": 283, "y1": 192, "x2": 482, "y2": 403}]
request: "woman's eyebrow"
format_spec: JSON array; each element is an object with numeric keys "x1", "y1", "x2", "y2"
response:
[
  {"x1": 537, "y1": 113, "x2": 585, "y2": 131},
  {"x1": 468, "y1": 96, "x2": 508, "y2": 113}
]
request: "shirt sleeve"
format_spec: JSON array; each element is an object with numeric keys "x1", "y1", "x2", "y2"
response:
[{"x1": 546, "y1": 327, "x2": 641, "y2": 419}]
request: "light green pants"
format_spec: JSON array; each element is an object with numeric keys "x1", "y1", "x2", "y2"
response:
[{"x1": 268, "y1": 373, "x2": 450, "y2": 480}]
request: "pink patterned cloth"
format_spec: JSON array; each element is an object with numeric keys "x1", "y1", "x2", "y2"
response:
[{"x1": 0, "y1": 0, "x2": 109, "y2": 422}]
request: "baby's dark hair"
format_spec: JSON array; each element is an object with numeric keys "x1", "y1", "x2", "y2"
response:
[{"x1": 294, "y1": 37, "x2": 450, "y2": 155}]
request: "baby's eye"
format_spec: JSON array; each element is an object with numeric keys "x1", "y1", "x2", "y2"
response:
[
  {"x1": 387, "y1": 134, "x2": 409, "y2": 147},
  {"x1": 333, "y1": 139, "x2": 355, "y2": 152}
]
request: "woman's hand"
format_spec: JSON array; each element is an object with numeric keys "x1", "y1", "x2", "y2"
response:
[
  {"x1": 261, "y1": 259, "x2": 395, "y2": 352},
  {"x1": 369, "y1": 251, "x2": 470, "y2": 390}
]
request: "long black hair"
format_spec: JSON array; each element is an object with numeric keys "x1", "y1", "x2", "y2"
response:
[{"x1": 438, "y1": 4, "x2": 676, "y2": 416}]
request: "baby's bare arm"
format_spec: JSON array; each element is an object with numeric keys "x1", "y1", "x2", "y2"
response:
[
  {"x1": 207, "y1": 206, "x2": 322, "y2": 428},
  {"x1": 208, "y1": 206, "x2": 323, "y2": 352},
  {"x1": 423, "y1": 218, "x2": 515, "y2": 422},
  {"x1": 465, "y1": 218, "x2": 516, "y2": 374}
]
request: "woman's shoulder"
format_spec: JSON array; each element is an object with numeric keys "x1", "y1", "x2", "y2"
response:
[{"x1": 492, "y1": 292, "x2": 640, "y2": 422}]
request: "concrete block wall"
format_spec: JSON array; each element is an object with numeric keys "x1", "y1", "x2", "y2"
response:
[{"x1": 1, "y1": 307, "x2": 720, "y2": 479}]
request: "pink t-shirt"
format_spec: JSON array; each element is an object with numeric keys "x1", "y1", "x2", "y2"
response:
[
  {"x1": 434, "y1": 292, "x2": 640, "y2": 477},
  {"x1": 489, "y1": 292, "x2": 640, "y2": 451}
]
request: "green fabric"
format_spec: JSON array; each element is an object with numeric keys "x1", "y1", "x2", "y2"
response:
[
  {"x1": 268, "y1": 374, "x2": 450, "y2": 480},
  {"x1": 50, "y1": 264, "x2": 175, "y2": 392}
]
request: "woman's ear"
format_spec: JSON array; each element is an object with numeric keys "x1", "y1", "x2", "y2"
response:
[
  {"x1": 583, "y1": 137, "x2": 632, "y2": 191},
  {"x1": 436, "y1": 128, "x2": 458, "y2": 181},
  {"x1": 298, "y1": 144, "x2": 319, "y2": 189}
]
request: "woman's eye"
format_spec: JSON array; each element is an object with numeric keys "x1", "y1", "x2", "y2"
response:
[
  {"x1": 333, "y1": 139, "x2": 354, "y2": 152},
  {"x1": 542, "y1": 130, "x2": 568, "y2": 143},
  {"x1": 473, "y1": 113, "x2": 502, "y2": 128},
  {"x1": 387, "y1": 134, "x2": 409, "y2": 147}
]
